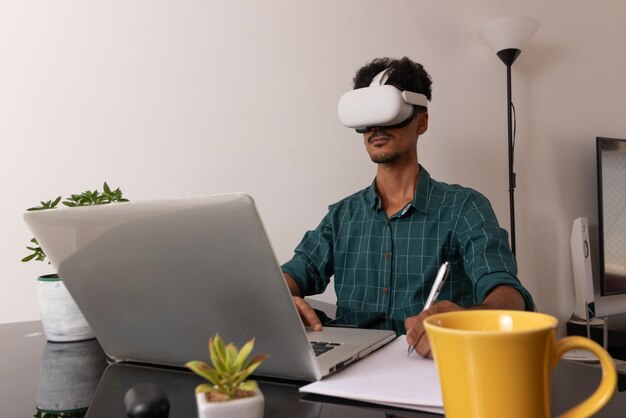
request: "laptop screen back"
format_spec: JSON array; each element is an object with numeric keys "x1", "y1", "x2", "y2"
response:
[{"x1": 24, "y1": 194, "x2": 321, "y2": 380}]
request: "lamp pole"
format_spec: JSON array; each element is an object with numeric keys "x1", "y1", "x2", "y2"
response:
[
  {"x1": 496, "y1": 48, "x2": 521, "y2": 256},
  {"x1": 480, "y1": 16, "x2": 539, "y2": 257}
]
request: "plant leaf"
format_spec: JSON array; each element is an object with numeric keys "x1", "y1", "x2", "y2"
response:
[
  {"x1": 210, "y1": 336, "x2": 228, "y2": 374},
  {"x1": 21, "y1": 253, "x2": 37, "y2": 262},
  {"x1": 225, "y1": 343, "x2": 238, "y2": 371},
  {"x1": 233, "y1": 338, "x2": 255, "y2": 369},
  {"x1": 238, "y1": 380, "x2": 258, "y2": 392},
  {"x1": 186, "y1": 361, "x2": 221, "y2": 386},
  {"x1": 194, "y1": 383, "x2": 214, "y2": 395},
  {"x1": 242, "y1": 354, "x2": 270, "y2": 377}
]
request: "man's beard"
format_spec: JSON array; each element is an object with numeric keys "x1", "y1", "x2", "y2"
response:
[
  {"x1": 371, "y1": 152, "x2": 400, "y2": 164},
  {"x1": 367, "y1": 129, "x2": 399, "y2": 164}
]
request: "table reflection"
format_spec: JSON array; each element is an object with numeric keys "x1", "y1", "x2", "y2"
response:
[{"x1": 36, "y1": 339, "x2": 107, "y2": 416}]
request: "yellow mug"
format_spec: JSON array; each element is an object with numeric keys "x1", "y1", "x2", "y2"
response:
[{"x1": 423, "y1": 310, "x2": 616, "y2": 418}]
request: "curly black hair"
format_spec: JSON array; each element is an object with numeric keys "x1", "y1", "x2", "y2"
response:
[{"x1": 353, "y1": 57, "x2": 432, "y2": 102}]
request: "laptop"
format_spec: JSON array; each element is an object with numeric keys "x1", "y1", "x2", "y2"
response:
[{"x1": 24, "y1": 193, "x2": 396, "y2": 381}]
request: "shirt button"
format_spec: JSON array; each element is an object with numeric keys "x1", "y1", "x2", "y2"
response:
[
  {"x1": 383, "y1": 252, "x2": 391, "y2": 259},
  {"x1": 382, "y1": 287, "x2": 389, "y2": 294}
]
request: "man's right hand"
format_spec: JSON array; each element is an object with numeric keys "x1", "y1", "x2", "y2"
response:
[
  {"x1": 292, "y1": 296, "x2": 323, "y2": 331},
  {"x1": 283, "y1": 272, "x2": 323, "y2": 331}
]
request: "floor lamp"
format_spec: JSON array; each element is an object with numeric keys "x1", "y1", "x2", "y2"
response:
[{"x1": 480, "y1": 16, "x2": 539, "y2": 256}]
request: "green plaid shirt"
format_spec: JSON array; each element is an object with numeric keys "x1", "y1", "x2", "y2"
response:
[{"x1": 282, "y1": 166, "x2": 534, "y2": 325}]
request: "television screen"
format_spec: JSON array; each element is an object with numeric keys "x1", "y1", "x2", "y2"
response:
[{"x1": 597, "y1": 137, "x2": 626, "y2": 295}]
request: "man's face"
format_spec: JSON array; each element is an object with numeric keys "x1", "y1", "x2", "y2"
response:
[{"x1": 363, "y1": 112, "x2": 429, "y2": 164}]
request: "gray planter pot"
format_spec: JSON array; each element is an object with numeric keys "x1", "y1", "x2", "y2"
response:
[{"x1": 37, "y1": 274, "x2": 95, "y2": 342}]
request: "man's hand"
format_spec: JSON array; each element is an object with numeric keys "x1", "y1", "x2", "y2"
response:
[
  {"x1": 283, "y1": 272, "x2": 323, "y2": 331},
  {"x1": 293, "y1": 296, "x2": 323, "y2": 331},
  {"x1": 405, "y1": 301, "x2": 463, "y2": 358},
  {"x1": 405, "y1": 285, "x2": 526, "y2": 358}
]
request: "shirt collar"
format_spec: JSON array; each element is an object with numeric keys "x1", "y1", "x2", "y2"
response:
[
  {"x1": 413, "y1": 165, "x2": 430, "y2": 214},
  {"x1": 367, "y1": 165, "x2": 431, "y2": 214},
  {"x1": 367, "y1": 180, "x2": 381, "y2": 210}
]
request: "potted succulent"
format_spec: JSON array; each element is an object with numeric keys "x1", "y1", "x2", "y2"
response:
[
  {"x1": 186, "y1": 335, "x2": 269, "y2": 418},
  {"x1": 22, "y1": 182, "x2": 129, "y2": 342}
]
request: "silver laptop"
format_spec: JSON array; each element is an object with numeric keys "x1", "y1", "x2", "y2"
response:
[{"x1": 24, "y1": 193, "x2": 396, "y2": 381}]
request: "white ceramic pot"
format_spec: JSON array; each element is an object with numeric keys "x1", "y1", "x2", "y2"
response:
[
  {"x1": 37, "y1": 274, "x2": 95, "y2": 342},
  {"x1": 196, "y1": 389, "x2": 264, "y2": 418}
]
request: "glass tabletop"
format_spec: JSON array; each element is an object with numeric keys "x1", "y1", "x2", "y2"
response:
[
  {"x1": 2, "y1": 320, "x2": 626, "y2": 418},
  {"x1": 0, "y1": 321, "x2": 439, "y2": 418}
]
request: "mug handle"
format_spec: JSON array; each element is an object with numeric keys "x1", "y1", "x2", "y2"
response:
[{"x1": 553, "y1": 336, "x2": 617, "y2": 418}]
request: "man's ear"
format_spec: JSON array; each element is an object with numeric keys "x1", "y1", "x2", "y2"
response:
[{"x1": 417, "y1": 112, "x2": 429, "y2": 135}]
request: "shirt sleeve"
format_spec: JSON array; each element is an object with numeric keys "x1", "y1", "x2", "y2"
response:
[
  {"x1": 455, "y1": 192, "x2": 535, "y2": 311},
  {"x1": 281, "y1": 209, "x2": 335, "y2": 296}
]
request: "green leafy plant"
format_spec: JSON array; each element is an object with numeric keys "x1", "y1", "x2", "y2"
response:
[
  {"x1": 22, "y1": 182, "x2": 129, "y2": 263},
  {"x1": 186, "y1": 335, "x2": 269, "y2": 402},
  {"x1": 61, "y1": 182, "x2": 127, "y2": 207},
  {"x1": 23, "y1": 238, "x2": 46, "y2": 262}
]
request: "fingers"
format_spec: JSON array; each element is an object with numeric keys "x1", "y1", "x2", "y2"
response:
[
  {"x1": 293, "y1": 297, "x2": 323, "y2": 331},
  {"x1": 405, "y1": 312, "x2": 430, "y2": 358},
  {"x1": 406, "y1": 301, "x2": 464, "y2": 358}
]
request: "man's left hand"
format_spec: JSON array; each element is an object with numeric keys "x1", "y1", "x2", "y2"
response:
[
  {"x1": 405, "y1": 285, "x2": 526, "y2": 358},
  {"x1": 404, "y1": 301, "x2": 464, "y2": 358}
]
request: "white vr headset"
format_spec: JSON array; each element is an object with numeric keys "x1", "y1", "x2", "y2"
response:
[{"x1": 337, "y1": 68, "x2": 428, "y2": 133}]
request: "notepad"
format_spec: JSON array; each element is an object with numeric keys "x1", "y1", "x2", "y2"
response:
[{"x1": 299, "y1": 336, "x2": 444, "y2": 414}]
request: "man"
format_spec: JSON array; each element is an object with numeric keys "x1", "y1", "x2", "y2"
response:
[{"x1": 281, "y1": 57, "x2": 534, "y2": 358}]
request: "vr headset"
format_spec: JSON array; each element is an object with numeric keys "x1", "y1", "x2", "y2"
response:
[{"x1": 337, "y1": 68, "x2": 428, "y2": 134}]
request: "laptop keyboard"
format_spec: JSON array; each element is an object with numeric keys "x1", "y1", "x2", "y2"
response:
[{"x1": 310, "y1": 340, "x2": 342, "y2": 356}]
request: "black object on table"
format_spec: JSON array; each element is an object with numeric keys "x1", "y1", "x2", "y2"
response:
[{"x1": 124, "y1": 383, "x2": 170, "y2": 418}]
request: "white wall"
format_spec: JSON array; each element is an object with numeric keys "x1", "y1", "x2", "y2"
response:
[{"x1": 2, "y1": 1, "x2": 626, "y2": 332}]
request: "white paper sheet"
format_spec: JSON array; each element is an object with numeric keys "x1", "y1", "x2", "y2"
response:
[{"x1": 299, "y1": 335, "x2": 444, "y2": 414}]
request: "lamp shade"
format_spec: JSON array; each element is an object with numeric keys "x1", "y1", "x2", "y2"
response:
[{"x1": 480, "y1": 16, "x2": 540, "y2": 54}]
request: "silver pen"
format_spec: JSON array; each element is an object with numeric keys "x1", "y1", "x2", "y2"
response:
[{"x1": 407, "y1": 261, "x2": 451, "y2": 356}]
